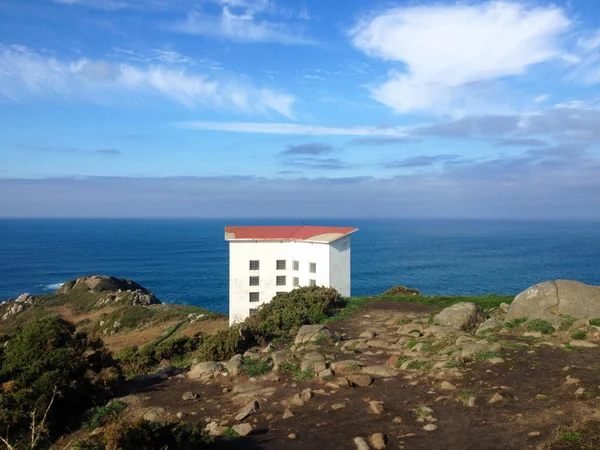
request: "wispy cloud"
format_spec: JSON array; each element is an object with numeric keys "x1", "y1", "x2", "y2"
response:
[
  {"x1": 170, "y1": 8, "x2": 313, "y2": 45},
  {"x1": 388, "y1": 155, "x2": 461, "y2": 168},
  {"x1": 175, "y1": 121, "x2": 407, "y2": 136},
  {"x1": 282, "y1": 143, "x2": 333, "y2": 155},
  {"x1": 349, "y1": 137, "x2": 415, "y2": 146},
  {"x1": 18, "y1": 144, "x2": 121, "y2": 155},
  {"x1": 495, "y1": 138, "x2": 548, "y2": 147},
  {"x1": 283, "y1": 157, "x2": 350, "y2": 170},
  {"x1": 0, "y1": 45, "x2": 295, "y2": 117},
  {"x1": 350, "y1": 2, "x2": 571, "y2": 114}
]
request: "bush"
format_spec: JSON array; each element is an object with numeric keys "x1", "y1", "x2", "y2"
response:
[
  {"x1": 571, "y1": 330, "x2": 587, "y2": 340},
  {"x1": 381, "y1": 286, "x2": 421, "y2": 296},
  {"x1": 117, "y1": 336, "x2": 202, "y2": 375},
  {"x1": 78, "y1": 419, "x2": 212, "y2": 450},
  {"x1": 85, "y1": 401, "x2": 127, "y2": 430},
  {"x1": 239, "y1": 357, "x2": 271, "y2": 377},
  {"x1": 505, "y1": 317, "x2": 528, "y2": 330},
  {"x1": 247, "y1": 287, "x2": 343, "y2": 340},
  {"x1": 526, "y1": 319, "x2": 555, "y2": 335},
  {"x1": 0, "y1": 316, "x2": 120, "y2": 447}
]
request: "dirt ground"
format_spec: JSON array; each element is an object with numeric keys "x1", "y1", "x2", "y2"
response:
[{"x1": 114, "y1": 300, "x2": 600, "y2": 449}]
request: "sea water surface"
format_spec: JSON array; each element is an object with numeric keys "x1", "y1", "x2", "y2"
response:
[{"x1": 1, "y1": 219, "x2": 600, "y2": 314}]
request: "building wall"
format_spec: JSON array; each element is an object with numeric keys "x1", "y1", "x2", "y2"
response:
[
  {"x1": 229, "y1": 240, "x2": 331, "y2": 325},
  {"x1": 329, "y1": 235, "x2": 352, "y2": 297}
]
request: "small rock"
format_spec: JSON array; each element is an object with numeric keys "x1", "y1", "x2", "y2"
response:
[
  {"x1": 393, "y1": 416, "x2": 403, "y2": 423},
  {"x1": 176, "y1": 412, "x2": 186, "y2": 419},
  {"x1": 288, "y1": 433, "x2": 297, "y2": 440},
  {"x1": 332, "y1": 403, "x2": 346, "y2": 410},
  {"x1": 360, "y1": 331, "x2": 376, "y2": 340},
  {"x1": 564, "y1": 375, "x2": 581, "y2": 385},
  {"x1": 368, "y1": 400, "x2": 384, "y2": 415},
  {"x1": 235, "y1": 400, "x2": 259, "y2": 421},
  {"x1": 291, "y1": 394, "x2": 304, "y2": 406},
  {"x1": 347, "y1": 374, "x2": 373, "y2": 387},
  {"x1": 528, "y1": 431, "x2": 541, "y2": 437},
  {"x1": 440, "y1": 381, "x2": 456, "y2": 391},
  {"x1": 226, "y1": 354, "x2": 243, "y2": 376},
  {"x1": 182, "y1": 391, "x2": 198, "y2": 401},
  {"x1": 142, "y1": 407, "x2": 165, "y2": 422},
  {"x1": 283, "y1": 410, "x2": 294, "y2": 419},
  {"x1": 301, "y1": 388, "x2": 313, "y2": 402},
  {"x1": 575, "y1": 387, "x2": 585, "y2": 397},
  {"x1": 423, "y1": 424, "x2": 438, "y2": 431},
  {"x1": 370, "y1": 433, "x2": 387, "y2": 449},
  {"x1": 318, "y1": 368, "x2": 333, "y2": 378},
  {"x1": 488, "y1": 393, "x2": 504, "y2": 404},
  {"x1": 489, "y1": 357, "x2": 505, "y2": 364},
  {"x1": 361, "y1": 365, "x2": 397, "y2": 378},
  {"x1": 569, "y1": 340, "x2": 598, "y2": 348},
  {"x1": 353, "y1": 437, "x2": 370, "y2": 450},
  {"x1": 232, "y1": 423, "x2": 253, "y2": 437}
]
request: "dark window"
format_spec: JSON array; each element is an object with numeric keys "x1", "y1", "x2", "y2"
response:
[
  {"x1": 293, "y1": 277, "x2": 300, "y2": 287},
  {"x1": 276, "y1": 260, "x2": 286, "y2": 270},
  {"x1": 249, "y1": 292, "x2": 259, "y2": 302},
  {"x1": 249, "y1": 276, "x2": 259, "y2": 286},
  {"x1": 276, "y1": 276, "x2": 286, "y2": 286},
  {"x1": 309, "y1": 262, "x2": 317, "y2": 273},
  {"x1": 249, "y1": 260, "x2": 260, "y2": 270},
  {"x1": 293, "y1": 260, "x2": 299, "y2": 271}
]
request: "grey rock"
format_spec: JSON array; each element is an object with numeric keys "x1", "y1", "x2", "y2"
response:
[
  {"x1": 294, "y1": 324, "x2": 334, "y2": 344},
  {"x1": 188, "y1": 361, "x2": 222, "y2": 380},
  {"x1": 354, "y1": 437, "x2": 370, "y2": 450},
  {"x1": 182, "y1": 391, "x2": 198, "y2": 401},
  {"x1": 235, "y1": 400, "x2": 259, "y2": 421},
  {"x1": 507, "y1": 280, "x2": 600, "y2": 321},
  {"x1": 232, "y1": 423, "x2": 253, "y2": 436},
  {"x1": 301, "y1": 360, "x2": 326, "y2": 373},
  {"x1": 226, "y1": 354, "x2": 243, "y2": 376},
  {"x1": 434, "y1": 303, "x2": 485, "y2": 330},
  {"x1": 361, "y1": 365, "x2": 397, "y2": 378}
]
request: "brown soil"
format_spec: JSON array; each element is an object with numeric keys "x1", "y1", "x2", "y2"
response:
[
  {"x1": 113, "y1": 300, "x2": 600, "y2": 449},
  {"x1": 46, "y1": 305, "x2": 116, "y2": 324}
]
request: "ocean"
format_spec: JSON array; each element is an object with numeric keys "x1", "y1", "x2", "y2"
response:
[{"x1": 1, "y1": 219, "x2": 600, "y2": 314}]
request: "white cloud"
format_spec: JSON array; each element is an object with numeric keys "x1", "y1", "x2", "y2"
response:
[
  {"x1": 534, "y1": 94, "x2": 549, "y2": 103},
  {"x1": 151, "y1": 49, "x2": 195, "y2": 64},
  {"x1": 0, "y1": 45, "x2": 295, "y2": 117},
  {"x1": 350, "y1": 2, "x2": 571, "y2": 114},
  {"x1": 175, "y1": 121, "x2": 407, "y2": 136},
  {"x1": 171, "y1": 7, "x2": 313, "y2": 45}
]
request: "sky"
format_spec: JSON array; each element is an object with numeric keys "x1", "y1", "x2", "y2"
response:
[{"x1": 1, "y1": 0, "x2": 600, "y2": 219}]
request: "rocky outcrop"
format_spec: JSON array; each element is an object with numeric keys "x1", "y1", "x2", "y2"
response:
[
  {"x1": 1, "y1": 293, "x2": 35, "y2": 321},
  {"x1": 294, "y1": 324, "x2": 334, "y2": 344},
  {"x1": 434, "y1": 302, "x2": 485, "y2": 330},
  {"x1": 507, "y1": 280, "x2": 600, "y2": 321},
  {"x1": 381, "y1": 286, "x2": 421, "y2": 296},
  {"x1": 57, "y1": 275, "x2": 161, "y2": 307}
]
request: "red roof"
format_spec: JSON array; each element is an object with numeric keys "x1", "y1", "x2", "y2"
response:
[{"x1": 224, "y1": 226, "x2": 357, "y2": 243}]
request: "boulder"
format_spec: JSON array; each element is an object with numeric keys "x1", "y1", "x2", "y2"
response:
[
  {"x1": 56, "y1": 275, "x2": 161, "y2": 305},
  {"x1": 235, "y1": 400, "x2": 259, "y2": 421},
  {"x1": 294, "y1": 325, "x2": 334, "y2": 344},
  {"x1": 331, "y1": 360, "x2": 362, "y2": 375},
  {"x1": 226, "y1": 354, "x2": 243, "y2": 376},
  {"x1": 232, "y1": 423, "x2": 253, "y2": 436},
  {"x1": 434, "y1": 303, "x2": 485, "y2": 330},
  {"x1": 477, "y1": 318, "x2": 501, "y2": 334},
  {"x1": 301, "y1": 360, "x2": 326, "y2": 373},
  {"x1": 188, "y1": 361, "x2": 222, "y2": 380},
  {"x1": 361, "y1": 365, "x2": 398, "y2": 378},
  {"x1": 507, "y1": 280, "x2": 600, "y2": 321},
  {"x1": 347, "y1": 374, "x2": 373, "y2": 387}
]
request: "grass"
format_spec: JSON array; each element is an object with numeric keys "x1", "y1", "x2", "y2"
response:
[
  {"x1": 505, "y1": 317, "x2": 528, "y2": 330},
  {"x1": 526, "y1": 319, "x2": 555, "y2": 335},
  {"x1": 239, "y1": 357, "x2": 272, "y2": 377},
  {"x1": 590, "y1": 318, "x2": 600, "y2": 327},
  {"x1": 446, "y1": 360, "x2": 464, "y2": 368},
  {"x1": 560, "y1": 432, "x2": 583, "y2": 442},
  {"x1": 559, "y1": 314, "x2": 576, "y2": 331},
  {"x1": 571, "y1": 330, "x2": 587, "y2": 340},
  {"x1": 394, "y1": 356, "x2": 412, "y2": 368},
  {"x1": 85, "y1": 401, "x2": 128, "y2": 430},
  {"x1": 458, "y1": 390, "x2": 475, "y2": 401},
  {"x1": 374, "y1": 293, "x2": 513, "y2": 309},
  {"x1": 404, "y1": 340, "x2": 419, "y2": 350},
  {"x1": 406, "y1": 360, "x2": 427, "y2": 370},
  {"x1": 326, "y1": 297, "x2": 370, "y2": 322},
  {"x1": 474, "y1": 350, "x2": 502, "y2": 361},
  {"x1": 222, "y1": 427, "x2": 240, "y2": 438},
  {"x1": 278, "y1": 362, "x2": 315, "y2": 381}
]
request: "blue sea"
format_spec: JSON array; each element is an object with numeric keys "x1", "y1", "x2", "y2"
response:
[{"x1": 1, "y1": 219, "x2": 600, "y2": 314}]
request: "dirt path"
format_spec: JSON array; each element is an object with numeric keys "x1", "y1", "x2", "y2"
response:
[{"x1": 113, "y1": 300, "x2": 600, "y2": 449}]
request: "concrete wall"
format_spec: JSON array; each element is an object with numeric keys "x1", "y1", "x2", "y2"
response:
[
  {"x1": 329, "y1": 235, "x2": 352, "y2": 297},
  {"x1": 228, "y1": 240, "x2": 331, "y2": 325}
]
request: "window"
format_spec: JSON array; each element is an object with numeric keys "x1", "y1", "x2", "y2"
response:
[
  {"x1": 309, "y1": 262, "x2": 317, "y2": 273},
  {"x1": 276, "y1": 260, "x2": 286, "y2": 270},
  {"x1": 293, "y1": 260, "x2": 299, "y2": 271},
  {"x1": 276, "y1": 276, "x2": 286, "y2": 286},
  {"x1": 249, "y1": 292, "x2": 259, "y2": 302},
  {"x1": 293, "y1": 277, "x2": 300, "y2": 287},
  {"x1": 249, "y1": 260, "x2": 260, "y2": 270},
  {"x1": 249, "y1": 276, "x2": 259, "y2": 286},
  {"x1": 249, "y1": 308, "x2": 258, "y2": 316},
  {"x1": 309, "y1": 279, "x2": 317, "y2": 286},
  {"x1": 276, "y1": 291, "x2": 286, "y2": 296}
]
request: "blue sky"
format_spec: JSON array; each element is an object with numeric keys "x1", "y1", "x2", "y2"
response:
[{"x1": 1, "y1": 0, "x2": 600, "y2": 218}]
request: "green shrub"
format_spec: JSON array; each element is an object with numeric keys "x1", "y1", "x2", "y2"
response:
[
  {"x1": 474, "y1": 350, "x2": 502, "y2": 361},
  {"x1": 446, "y1": 360, "x2": 463, "y2": 368},
  {"x1": 394, "y1": 356, "x2": 412, "y2": 368},
  {"x1": 196, "y1": 328, "x2": 245, "y2": 362},
  {"x1": 560, "y1": 431, "x2": 583, "y2": 442},
  {"x1": 559, "y1": 314, "x2": 576, "y2": 331},
  {"x1": 505, "y1": 317, "x2": 528, "y2": 330},
  {"x1": 85, "y1": 401, "x2": 127, "y2": 430},
  {"x1": 277, "y1": 362, "x2": 314, "y2": 380},
  {"x1": 590, "y1": 318, "x2": 600, "y2": 327},
  {"x1": 117, "y1": 336, "x2": 202, "y2": 375},
  {"x1": 0, "y1": 316, "x2": 120, "y2": 447},
  {"x1": 78, "y1": 419, "x2": 212, "y2": 449},
  {"x1": 526, "y1": 319, "x2": 555, "y2": 335},
  {"x1": 381, "y1": 286, "x2": 421, "y2": 296},
  {"x1": 571, "y1": 330, "x2": 587, "y2": 340},
  {"x1": 406, "y1": 360, "x2": 427, "y2": 370},
  {"x1": 239, "y1": 357, "x2": 271, "y2": 377},
  {"x1": 247, "y1": 286, "x2": 343, "y2": 340}
]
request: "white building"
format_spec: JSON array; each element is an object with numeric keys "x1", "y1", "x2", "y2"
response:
[{"x1": 225, "y1": 225, "x2": 358, "y2": 325}]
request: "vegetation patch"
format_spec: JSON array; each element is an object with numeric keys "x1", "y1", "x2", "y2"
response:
[
  {"x1": 394, "y1": 356, "x2": 412, "y2": 368},
  {"x1": 278, "y1": 362, "x2": 315, "y2": 381},
  {"x1": 446, "y1": 360, "x2": 464, "y2": 369},
  {"x1": 505, "y1": 317, "x2": 528, "y2": 330},
  {"x1": 589, "y1": 318, "x2": 600, "y2": 327},
  {"x1": 406, "y1": 360, "x2": 427, "y2": 370},
  {"x1": 239, "y1": 357, "x2": 271, "y2": 377},
  {"x1": 559, "y1": 315, "x2": 576, "y2": 331},
  {"x1": 526, "y1": 319, "x2": 555, "y2": 335},
  {"x1": 571, "y1": 330, "x2": 587, "y2": 340},
  {"x1": 368, "y1": 293, "x2": 514, "y2": 310},
  {"x1": 475, "y1": 350, "x2": 502, "y2": 361},
  {"x1": 85, "y1": 401, "x2": 127, "y2": 430}
]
